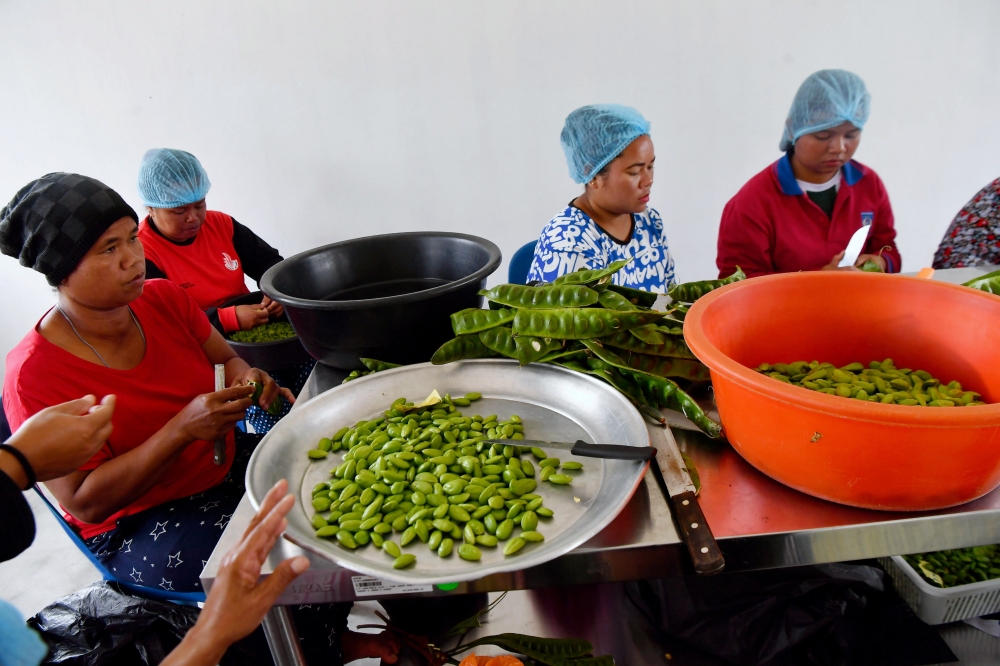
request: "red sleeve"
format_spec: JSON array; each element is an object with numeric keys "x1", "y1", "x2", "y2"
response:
[
  {"x1": 217, "y1": 306, "x2": 240, "y2": 333},
  {"x1": 716, "y1": 197, "x2": 776, "y2": 279},
  {"x1": 3, "y1": 354, "x2": 114, "y2": 472},
  {"x1": 863, "y1": 176, "x2": 902, "y2": 273}
]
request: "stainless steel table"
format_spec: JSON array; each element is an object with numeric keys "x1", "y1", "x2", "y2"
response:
[{"x1": 202, "y1": 265, "x2": 1000, "y2": 664}]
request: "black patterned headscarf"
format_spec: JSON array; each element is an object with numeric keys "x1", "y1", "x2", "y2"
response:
[{"x1": 0, "y1": 173, "x2": 138, "y2": 286}]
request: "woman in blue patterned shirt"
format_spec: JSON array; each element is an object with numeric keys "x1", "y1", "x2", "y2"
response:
[{"x1": 527, "y1": 104, "x2": 675, "y2": 292}]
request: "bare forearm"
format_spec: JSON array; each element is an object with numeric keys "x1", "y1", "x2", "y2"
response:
[
  {"x1": 225, "y1": 356, "x2": 251, "y2": 386},
  {"x1": 161, "y1": 624, "x2": 228, "y2": 666},
  {"x1": 0, "y1": 451, "x2": 28, "y2": 489},
  {"x1": 52, "y1": 419, "x2": 192, "y2": 523}
]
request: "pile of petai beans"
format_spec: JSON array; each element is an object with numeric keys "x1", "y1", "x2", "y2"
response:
[
  {"x1": 228, "y1": 321, "x2": 296, "y2": 343},
  {"x1": 905, "y1": 545, "x2": 1000, "y2": 587},
  {"x1": 426, "y1": 260, "x2": 737, "y2": 438},
  {"x1": 304, "y1": 393, "x2": 582, "y2": 570},
  {"x1": 756, "y1": 358, "x2": 985, "y2": 406}
]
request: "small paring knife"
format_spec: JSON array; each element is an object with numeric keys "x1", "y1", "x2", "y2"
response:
[
  {"x1": 649, "y1": 426, "x2": 724, "y2": 574},
  {"x1": 213, "y1": 364, "x2": 226, "y2": 465},
  {"x1": 482, "y1": 438, "x2": 657, "y2": 462}
]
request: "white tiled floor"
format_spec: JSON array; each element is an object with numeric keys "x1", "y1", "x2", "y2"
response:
[{"x1": 0, "y1": 491, "x2": 101, "y2": 619}]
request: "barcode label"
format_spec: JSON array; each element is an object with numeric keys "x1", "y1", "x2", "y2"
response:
[{"x1": 351, "y1": 576, "x2": 432, "y2": 597}]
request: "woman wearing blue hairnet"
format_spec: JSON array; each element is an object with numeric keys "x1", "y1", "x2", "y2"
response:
[
  {"x1": 136, "y1": 149, "x2": 314, "y2": 434},
  {"x1": 527, "y1": 105, "x2": 675, "y2": 291},
  {"x1": 716, "y1": 70, "x2": 901, "y2": 278}
]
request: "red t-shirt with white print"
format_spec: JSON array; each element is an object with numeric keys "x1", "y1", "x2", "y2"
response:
[{"x1": 138, "y1": 210, "x2": 250, "y2": 309}]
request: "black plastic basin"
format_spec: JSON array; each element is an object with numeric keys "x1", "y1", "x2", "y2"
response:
[
  {"x1": 221, "y1": 291, "x2": 313, "y2": 372},
  {"x1": 260, "y1": 232, "x2": 501, "y2": 369}
]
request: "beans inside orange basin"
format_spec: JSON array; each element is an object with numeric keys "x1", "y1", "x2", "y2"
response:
[{"x1": 683, "y1": 271, "x2": 1000, "y2": 511}]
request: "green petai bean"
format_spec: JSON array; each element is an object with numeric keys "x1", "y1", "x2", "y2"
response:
[
  {"x1": 607, "y1": 283, "x2": 658, "y2": 308},
  {"x1": 450, "y1": 307, "x2": 516, "y2": 335},
  {"x1": 552, "y1": 258, "x2": 631, "y2": 287},
  {"x1": 430, "y1": 334, "x2": 496, "y2": 365},
  {"x1": 483, "y1": 283, "x2": 600, "y2": 309},
  {"x1": 478, "y1": 325, "x2": 519, "y2": 360},
  {"x1": 513, "y1": 308, "x2": 665, "y2": 339},
  {"x1": 503, "y1": 537, "x2": 526, "y2": 556},
  {"x1": 597, "y1": 289, "x2": 636, "y2": 311},
  {"x1": 393, "y1": 554, "x2": 416, "y2": 569},
  {"x1": 668, "y1": 267, "x2": 746, "y2": 303}
]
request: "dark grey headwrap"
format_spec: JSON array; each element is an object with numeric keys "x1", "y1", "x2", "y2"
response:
[{"x1": 0, "y1": 173, "x2": 138, "y2": 285}]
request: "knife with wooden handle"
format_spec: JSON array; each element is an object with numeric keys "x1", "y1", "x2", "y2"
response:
[
  {"x1": 213, "y1": 364, "x2": 226, "y2": 465},
  {"x1": 649, "y1": 425, "x2": 724, "y2": 574}
]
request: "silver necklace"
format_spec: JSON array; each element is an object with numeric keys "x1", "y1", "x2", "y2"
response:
[{"x1": 57, "y1": 306, "x2": 145, "y2": 368}]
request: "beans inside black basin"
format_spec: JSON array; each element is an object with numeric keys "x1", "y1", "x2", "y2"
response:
[
  {"x1": 260, "y1": 232, "x2": 501, "y2": 369},
  {"x1": 221, "y1": 291, "x2": 312, "y2": 373}
]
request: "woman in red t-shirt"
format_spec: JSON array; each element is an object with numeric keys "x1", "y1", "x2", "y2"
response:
[
  {"x1": 1, "y1": 173, "x2": 398, "y2": 664},
  {"x1": 136, "y1": 148, "x2": 314, "y2": 434},
  {"x1": 0, "y1": 173, "x2": 292, "y2": 585}
]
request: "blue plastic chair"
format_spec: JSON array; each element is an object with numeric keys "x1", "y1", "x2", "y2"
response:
[
  {"x1": 33, "y1": 487, "x2": 206, "y2": 604},
  {"x1": 508, "y1": 241, "x2": 538, "y2": 285}
]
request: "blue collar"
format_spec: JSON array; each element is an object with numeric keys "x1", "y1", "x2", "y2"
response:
[{"x1": 775, "y1": 153, "x2": 865, "y2": 195}]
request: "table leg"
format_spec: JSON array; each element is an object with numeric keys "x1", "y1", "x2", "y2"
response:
[{"x1": 262, "y1": 606, "x2": 308, "y2": 666}]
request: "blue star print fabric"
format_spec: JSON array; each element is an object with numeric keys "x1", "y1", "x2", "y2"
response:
[{"x1": 527, "y1": 206, "x2": 676, "y2": 292}]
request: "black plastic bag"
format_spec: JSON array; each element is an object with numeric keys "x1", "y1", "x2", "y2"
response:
[
  {"x1": 627, "y1": 563, "x2": 957, "y2": 666},
  {"x1": 27, "y1": 581, "x2": 273, "y2": 666}
]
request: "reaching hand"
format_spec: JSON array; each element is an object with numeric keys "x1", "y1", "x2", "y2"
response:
[
  {"x1": 261, "y1": 295, "x2": 284, "y2": 319},
  {"x1": 175, "y1": 385, "x2": 254, "y2": 442},
  {"x1": 231, "y1": 367, "x2": 295, "y2": 410},
  {"x1": 235, "y1": 304, "x2": 270, "y2": 331},
  {"x1": 820, "y1": 251, "x2": 858, "y2": 272},
  {"x1": 2, "y1": 395, "x2": 115, "y2": 488},
  {"x1": 160, "y1": 479, "x2": 309, "y2": 666},
  {"x1": 855, "y1": 253, "x2": 888, "y2": 272}
]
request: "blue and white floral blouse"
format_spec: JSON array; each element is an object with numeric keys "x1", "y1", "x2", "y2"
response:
[{"x1": 526, "y1": 205, "x2": 675, "y2": 292}]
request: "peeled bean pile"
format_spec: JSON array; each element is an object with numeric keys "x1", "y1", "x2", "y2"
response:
[
  {"x1": 228, "y1": 321, "x2": 296, "y2": 343},
  {"x1": 905, "y1": 545, "x2": 1000, "y2": 588},
  {"x1": 756, "y1": 358, "x2": 986, "y2": 406},
  {"x1": 304, "y1": 392, "x2": 582, "y2": 570},
  {"x1": 425, "y1": 260, "x2": 738, "y2": 438}
]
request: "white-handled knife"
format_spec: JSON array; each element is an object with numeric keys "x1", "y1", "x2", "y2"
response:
[
  {"x1": 838, "y1": 220, "x2": 873, "y2": 268},
  {"x1": 214, "y1": 364, "x2": 226, "y2": 465}
]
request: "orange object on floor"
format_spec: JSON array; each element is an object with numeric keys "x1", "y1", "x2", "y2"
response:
[
  {"x1": 458, "y1": 655, "x2": 492, "y2": 666},
  {"x1": 484, "y1": 657, "x2": 524, "y2": 666},
  {"x1": 684, "y1": 271, "x2": 1000, "y2": 511}
]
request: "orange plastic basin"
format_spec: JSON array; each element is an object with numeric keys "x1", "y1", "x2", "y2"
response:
[{"x1": 683, "y1": 272, "x2": 1000, "y2": 511}]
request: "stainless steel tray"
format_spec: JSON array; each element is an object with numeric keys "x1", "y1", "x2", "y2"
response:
[{"x1": 245, "y1": 359, "x2": 651, "y2": 584}]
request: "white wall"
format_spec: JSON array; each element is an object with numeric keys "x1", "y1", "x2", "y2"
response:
[{"x1": 2, "y1": 1, "x2": 998, "y2": 379}]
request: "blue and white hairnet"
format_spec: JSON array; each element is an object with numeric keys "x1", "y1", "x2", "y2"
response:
[
  {"x1": 137, "y1": 148, "x2": 211, "y2": 208},
  {"x1": 561, "y1": 104, "x2": 651, "y2": 184},
  {"x1": 780, "y1": 70, "x2": 871, "y2": 152}
]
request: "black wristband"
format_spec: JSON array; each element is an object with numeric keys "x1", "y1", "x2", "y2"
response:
[{"x1": 0, "y1": 444, "x2": 36, "y2": 489}]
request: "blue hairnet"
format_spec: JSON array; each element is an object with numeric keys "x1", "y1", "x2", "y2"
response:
[
  {"x1": 137, "y1": 148, "x2": 211, "y2": 208},
  {"x1": 561, "y1": 104, "x2": 651, "y2": 184},
  {"x1": 780, "y1": 70, "x2": 871, "y2": 152}
]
